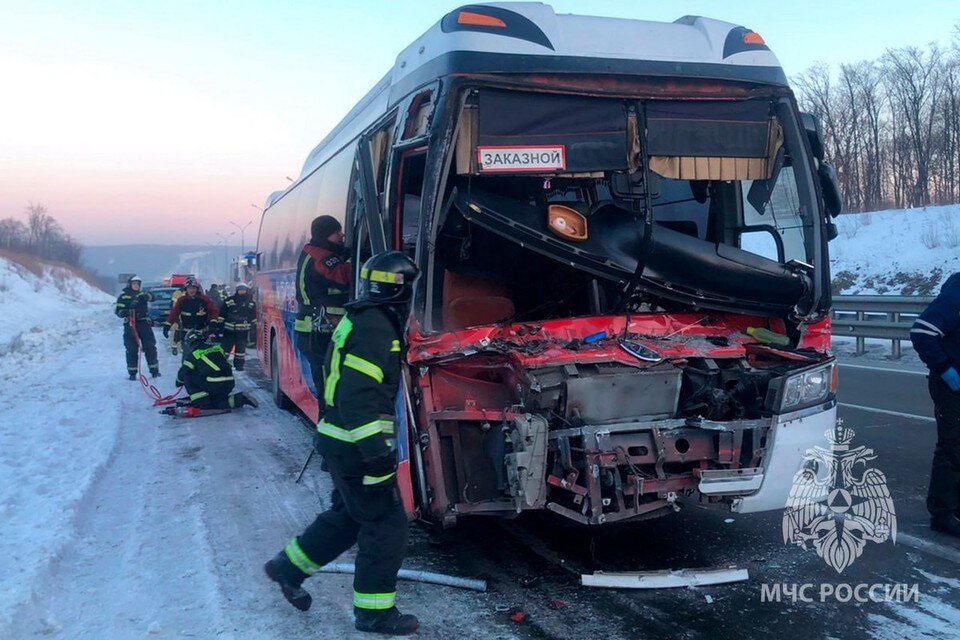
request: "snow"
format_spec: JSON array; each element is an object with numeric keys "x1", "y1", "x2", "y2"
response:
[
  {"x1": 831, "y1": 204, "x2": 960, "y2": 295},
  {"x1": 0, "y1": 256, "x2": 112, "y2": 370},
  {"x1": 0, "y1": 261, "x2": 512, "y2": 639}
]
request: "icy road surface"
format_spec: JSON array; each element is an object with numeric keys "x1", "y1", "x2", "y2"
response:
[{"x1": 0, "y1": 308, "x2": 513, "y2": 639}]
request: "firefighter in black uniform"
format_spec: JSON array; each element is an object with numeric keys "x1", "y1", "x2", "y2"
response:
[
  {"x1": 163, "y1": 277, "x2": 219, "y2": 347},
  {"x1": 174, "y1": 332, "x2": 258, "y2": 411},
  {"x1": 295, "y1": 215, "x2": 351, "y2": 415},
  {"x1": 265, "y1": 251, "x2": 419, "y2": 636},
  {"x1": 219, "y1": 283, "x2": 256, "y2": 371},
  {"x1": 115, "y1": 275, "x2": 160, "y2": 380},
  {"x1": 911, "y1": 273, "x2": 960, "y2": 537}
]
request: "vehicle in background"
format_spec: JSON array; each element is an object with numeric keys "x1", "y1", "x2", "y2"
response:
[
  {"x1": 255, "y1": 3, "x2": 842, "y2": 528},
  {"x1": 166, "y1": 273, "x2": 200, "y2": 288},
  {"x1": 144, "y1": 286, "x2": 179, "y2": 324}
]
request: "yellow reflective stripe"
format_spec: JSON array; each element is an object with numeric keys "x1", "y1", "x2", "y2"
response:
[
  {"x1": 298, "y1": 256, "x2": 312, "y2": 306},
  {"x1": 390, "y1": 340, "x2": 401, "y2": 353},
  {"x1": 323, "y1": 317, "x2": 354, "y2": 406},
  {"x1": 362, "y1": 471, "x2": 396, "y2": 486},
  {"x1": 284, "y1": 538, "x2": 320, "y2": 576},
  {"x1": 200, "y1": 356, "x2": 221, "y2": 371},
  {"x1": 323, "y1": 306, "x2": 347, "y2": 316},
  {"x1": 294, "y1": 317, "x2": 312, "y2": 332},
  {"x1": 343, "y1": 354, "x2": 384, "y2": 383},
  {"x1": 190, "y1": 390, "x2": 209, "y2": 401},
  {"x1": 361, "y1": 267, "x2": 403, "y2": 284},
  {"x1": 316, "y1": 419, "x2": 393, "y2": 443},
  {"x1": 353, "y1": 591, "x2": 396, "y2": 610},
  {"x1": 206, "y1": 376, "x2": 234, "y2": 383},
  {"x1": 182, "y1": 360, "x2": 195, "y2": 369}
]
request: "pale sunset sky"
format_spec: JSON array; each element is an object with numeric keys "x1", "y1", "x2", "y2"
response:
[{"x1": 0, "y1": 0, "x2": 957, "y2": 246}]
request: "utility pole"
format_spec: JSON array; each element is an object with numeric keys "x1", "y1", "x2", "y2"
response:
[
  {"x1": 230, "y1": 220, "x2": 253, "y2": 254},
  {"x1": 215, "y1": 231, "x2": 235, "y2": 284}
]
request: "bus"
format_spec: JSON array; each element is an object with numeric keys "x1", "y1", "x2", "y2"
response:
[{"x1": 255, "y1": 3, "x2": 842, "y2": 527}]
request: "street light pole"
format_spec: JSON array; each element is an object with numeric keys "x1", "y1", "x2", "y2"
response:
[
  {"x1": 215, "y1": 231, "x2": 235, "y2": 284},
  {"x1": 230, "y1": 220, "x2": 253, "y2": 254}
]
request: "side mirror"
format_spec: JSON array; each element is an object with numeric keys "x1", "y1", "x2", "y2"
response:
[
  {"x1": 818, "y1": 162, "x2": 843, "y2": 217},
  {"x1": 826, "y1": 222, "x2": 839, "y2": 242},
  {"x1": 800, "y1": 112, "x2": 825, "y2": 161}
]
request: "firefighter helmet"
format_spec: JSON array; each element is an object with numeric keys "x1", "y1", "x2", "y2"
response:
[
  {"x1": 184, "y1": 277, "x2": 198, "y2": 289},
  {"x1": 128, "y1": 275, "x2": 142, "y2": 285},
  {"x1": 356, "y1": 251, "x2": 419, "y2": 304}
]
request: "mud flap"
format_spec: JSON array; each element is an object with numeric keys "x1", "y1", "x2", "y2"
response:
[{"x1": 504, "y1": 414, "x2": 549, "y2": 512}]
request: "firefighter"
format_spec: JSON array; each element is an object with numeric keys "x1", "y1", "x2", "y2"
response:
[
  {"x1": 169, "y1": 285, "x2": 186, "y2": 355},
  {"x1": 115, "y1": 275, "x2": 160, "y2": 380},
  {"x1": 265, "y1": 251, "x2": 419, "y2": 636},
  {"x1": 174, "y1": 331, "x2": 258, "y2": 411},
  {"x1": 911, "y1": 273, "x2": 960, "y2": 537},
  {"x1": 163, "y1": 277, "x2": 219, "y2": 346},
  {"x1": 294, "y1": 215, "x2": 351, "y2": 416},
  {"x1": 219, "y1": 283, "x2": 256, "y2": 371}
]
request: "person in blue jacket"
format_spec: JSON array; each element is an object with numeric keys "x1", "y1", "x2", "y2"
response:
[{"x1": 911, "y1": 273, "x2": 960, "y2": 537}]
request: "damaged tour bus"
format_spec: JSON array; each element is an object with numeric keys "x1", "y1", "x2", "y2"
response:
[{"x1": 256, "y1": 3, "x2": 843, "y2": 527}]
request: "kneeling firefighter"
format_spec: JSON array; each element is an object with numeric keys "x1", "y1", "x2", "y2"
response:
[
  {"x1": 172, "y1": 331, "x2": 258, "y2": 413},
  {"x1": 265, "y1": 251, "x2": 420, "y2": 636}
]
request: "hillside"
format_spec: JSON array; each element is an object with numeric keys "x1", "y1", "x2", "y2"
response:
[
  {"x1": 0, "y1": 254, "x2": 112, "y2": 356},
  {"x1": 831, "y1": 204, "x2": 960, "y2": 296}
]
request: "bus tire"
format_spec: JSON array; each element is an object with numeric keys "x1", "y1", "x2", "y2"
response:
[{"x1": 270, "y1": 333, "x2": 293, "y2": 410}]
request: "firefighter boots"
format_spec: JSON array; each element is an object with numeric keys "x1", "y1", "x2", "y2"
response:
[
  {"x1": 354, "y1": 607, "x2": 420, "y2": 635},
  {"x1": 264, "y1": 553, "x2": 312, "y2": 611}
]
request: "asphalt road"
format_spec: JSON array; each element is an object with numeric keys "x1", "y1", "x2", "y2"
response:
[
  {"x1": 253, "y1": 355, "x2": 960, "y2": 640},
  {"x1": 433, "y1": 359, "x2": 960, "y2": 640}
]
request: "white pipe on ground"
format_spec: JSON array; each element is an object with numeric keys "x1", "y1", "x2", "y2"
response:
[{"x1": 318, "y1": 563, "x2": 487, "y2": 592}]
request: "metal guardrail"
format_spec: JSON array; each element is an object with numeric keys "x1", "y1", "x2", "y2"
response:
[{"x1": 831, "y1": 295, "x2": 934, "y2": 358}]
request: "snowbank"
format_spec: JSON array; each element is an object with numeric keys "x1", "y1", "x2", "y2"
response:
[
  {"x1": 831, "y1": 204, "x2": 960, "y2": 295},
  {"x1": 0, "y1": 256, "x2": 112, "y2": 378}
]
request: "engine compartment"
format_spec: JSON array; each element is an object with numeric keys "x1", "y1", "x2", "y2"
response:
[{"x1": 412, "y1": 338, "x2": 806, "y2": 525}]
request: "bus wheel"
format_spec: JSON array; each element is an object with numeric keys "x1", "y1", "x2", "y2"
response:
[{"x1": 270, "y1": 334, "x2": 293, "y2": 410}]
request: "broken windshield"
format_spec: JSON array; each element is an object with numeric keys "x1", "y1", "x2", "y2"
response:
[{"x1": 428, "y1": 91, "x2": 821, "y2": 330}]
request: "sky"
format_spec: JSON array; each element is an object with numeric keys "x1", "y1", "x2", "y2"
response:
[{"x1": 0, "y1": 0, "x2": 957, "y2": 246}]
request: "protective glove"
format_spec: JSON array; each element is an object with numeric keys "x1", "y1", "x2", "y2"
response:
[
  {"x1": 162, "y1": 324, "x2": 170, "y2": 339},
  {"x1": 117, "y1": 308, "x2": 130, "y2": 318},
  {"x1": 361, "y1": 452, "x2": 398, "y2": 487},
  {"x1": 942, "y1": 367, "x2": 960, "y2": 392}
]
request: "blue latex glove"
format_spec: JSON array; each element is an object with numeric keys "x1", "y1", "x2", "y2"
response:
[{"x1": 941, "y1": 367, "x2": 960, "y2": 392}]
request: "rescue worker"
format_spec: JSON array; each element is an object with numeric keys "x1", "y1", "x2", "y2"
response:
[
  {"x1": 163, "y1": 277, "x2": 219, "y2": 346},
  {"x1": 264, "y1": 251, "x2": 419, "y2": 636},
  {"x1": 115, "y1": 275, "x2": 160, "y2": 380},
  {"x1": 175, "y1": 331, "x2": 258, "y2": 411},
  {"x1": 911, "y1": 273, "x2": 960, "y2": 537},
  {"x1": 208, "y1": 283, "x2": 225, "y2": 306},
  {"x1": 294, "y1": 215, "x2": 351, "y2": 415},
  {"x1": 169, "y1": 285, "x2": 186, "y2": 355},
  {"x1": 219, "y1": 283, "x2": 256, "y2": 371}
]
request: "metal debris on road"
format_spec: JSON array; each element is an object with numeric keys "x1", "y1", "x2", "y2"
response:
[{"x1": 581, "y1": 567, "x2": 749, "y2": 589}]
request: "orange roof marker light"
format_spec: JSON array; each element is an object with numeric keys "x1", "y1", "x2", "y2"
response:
[
  {"x1": 458, "y1": 11, "x2": 507, "y2": 28},
  {"x1": 743, "y1": 32, "x2": 765, "y2": 45}
]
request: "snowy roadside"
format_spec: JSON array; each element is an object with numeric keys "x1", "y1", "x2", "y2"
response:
[{"x1": 0, "y1": 304, "x2": 520, "y2": 639}]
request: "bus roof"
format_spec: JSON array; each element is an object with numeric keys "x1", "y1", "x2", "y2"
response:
[{"x1": 278, "y1": 2, "x2": 787, "y2": 196}]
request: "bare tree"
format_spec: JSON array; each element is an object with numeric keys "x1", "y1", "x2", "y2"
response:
[{"x1": 882, "y1": 44, "x2": 944, "y2": 207}]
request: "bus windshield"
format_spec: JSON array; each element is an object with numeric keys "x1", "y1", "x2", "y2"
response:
[{"x1": 429, "y1": 89, "x2": 822, "y2": 329}]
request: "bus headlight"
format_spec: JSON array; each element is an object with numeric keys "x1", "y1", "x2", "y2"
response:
[{"x1": 768, "y1": 362, "x2": 837, "y2": 413}]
